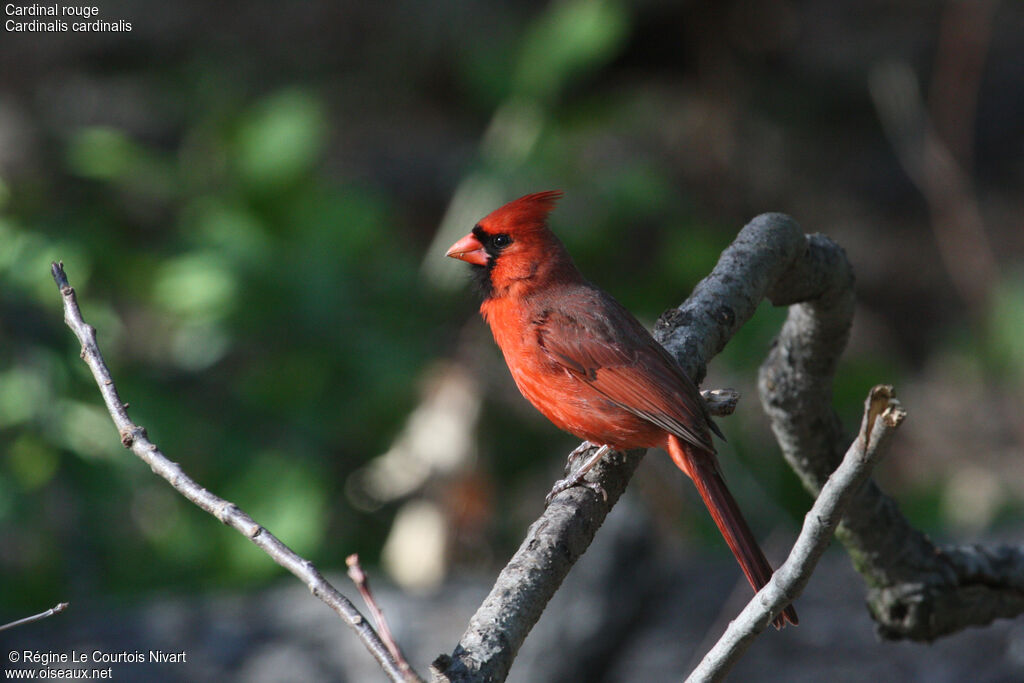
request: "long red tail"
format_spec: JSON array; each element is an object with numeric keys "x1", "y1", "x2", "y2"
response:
[{"x1": 667, "y1": 434, "x2": 798, "y2": 628}]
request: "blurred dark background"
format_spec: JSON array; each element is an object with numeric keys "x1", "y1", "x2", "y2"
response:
[{"x1": 1, "y1": 0, "x2": 1023, "y2": 679}]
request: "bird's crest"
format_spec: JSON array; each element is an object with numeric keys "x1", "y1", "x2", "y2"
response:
[{"x1": 480, "y1": 190, "x2": 563, "y2": 235}]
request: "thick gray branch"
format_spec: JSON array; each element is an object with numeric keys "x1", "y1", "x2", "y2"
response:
[
  {"x1": 50, "y1": 263, "x2": 420, "y2": 683},
  {"x1": 430, "y1": 447, "x2": 646, "y2": 683},
  {"x1": 756, "y1": 242, "x2": 1024, "y2": 640}
]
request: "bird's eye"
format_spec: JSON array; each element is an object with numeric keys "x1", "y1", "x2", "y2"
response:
[{"x1": 492, "y1": 234, "x2": 512, "y2": 248}]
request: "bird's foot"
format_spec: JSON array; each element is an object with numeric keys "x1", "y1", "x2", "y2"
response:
[
  {"x1": 545, "y1": 444, "x2": 612, "y2": 505},
  {"x1": 563, "y1": 440, "x2": 596, "y2": 475}
]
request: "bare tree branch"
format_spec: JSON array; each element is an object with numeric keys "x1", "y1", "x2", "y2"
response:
[
  {"x1": 49, "y1": 262, "x2": 420, "y2": 683},
  {"x1": 688, "y1": 386, "x2": 907, "y2": 682},
  {"x1": 0, "y1": 602, "x2": 69, "y2": 633},
  {"x1": 347, "y1": 554, "x2": 419, "y2": 681},
  {"x1": 430, "y1": 443, "x2": 646, "y2": 683},
  {"x1": 758, "y1": 242, "x2": 1024, "y2": 641}
]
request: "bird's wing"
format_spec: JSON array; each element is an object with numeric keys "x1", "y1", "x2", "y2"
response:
[{"x1": 535, "y1": 289, "x2": 718, "y2": 454}]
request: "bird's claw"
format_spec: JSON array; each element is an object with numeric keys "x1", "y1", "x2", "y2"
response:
[
  {"x1": 545, "y1": 443, "x2": 612, "y2": 505},
  {"x1": 581, "y1": 480, "x2": 608, "y2": 502}
]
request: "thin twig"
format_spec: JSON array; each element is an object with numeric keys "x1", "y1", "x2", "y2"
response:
[
  {"x1": 347, "y1": 554, "x2": 418, "y2": 682},
  {"x1": 50, "y1": 262, "x2": 420, "y2": 683},
  {"x1": 687, "y1": 386, "x2": 907, "y2": 682},
  {"x1": 0, "y1": 602, "x2": 69, "y2": 633}
]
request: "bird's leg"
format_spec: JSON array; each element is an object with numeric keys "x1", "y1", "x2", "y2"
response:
[
  {"x1": 545, "y1": 444, "x2": 612, "y2": 505},
  {"x1": 563, "y1": 440, "x2": 595, "y2": 475}
]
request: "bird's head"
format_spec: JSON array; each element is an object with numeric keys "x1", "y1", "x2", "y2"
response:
[{"x1": 446, "y1": 190, "x2": 573, "y2": 298}]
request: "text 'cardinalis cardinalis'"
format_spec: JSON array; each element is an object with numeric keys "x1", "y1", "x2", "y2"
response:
[{"x1": 446, "y1": 191, "x2": 797, "y2": 628}]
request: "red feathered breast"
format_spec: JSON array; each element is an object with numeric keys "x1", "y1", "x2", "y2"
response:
[{"x1": 481, "y1": 290, "x2": 673, "y2": 451}]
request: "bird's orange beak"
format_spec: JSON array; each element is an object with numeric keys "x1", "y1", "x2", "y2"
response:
[{"x1": 446, "y1": 233, "x2": 489, "y2": 266}]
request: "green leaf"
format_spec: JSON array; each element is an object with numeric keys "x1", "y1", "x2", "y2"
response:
[
  {"x1": 153, "y1": 251, "x2": 238, "y2": 320},
  {"x1": 514, "y1": 0, "x2": 630, "y2": 101},
  {"x1": 67, "y1": 127, "x2": 141, "y2": 180},
  {"x1": 8, "y1": 434, "x2": 59, "y2": 490},
  {"x1": 235, "y1": 90, "x2": 327, "y2": 190},
  {"x1": 986, "y1": 271, "x2": 1024, "y2": 380}
]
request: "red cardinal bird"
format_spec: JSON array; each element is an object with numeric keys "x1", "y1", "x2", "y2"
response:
[{"x1": 446, "y1": 191, "x2": 797, "y2": 628}]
